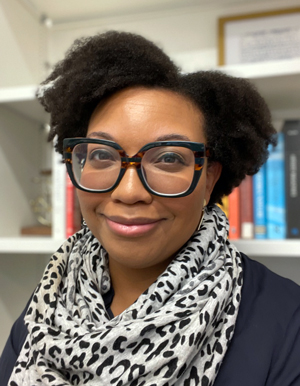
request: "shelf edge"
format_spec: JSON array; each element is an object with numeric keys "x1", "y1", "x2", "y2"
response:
[
  {"x1": 0, "y1": 85, "x2": 38, "y2": 103},
  {"x1": 232, "y1": 239, "x2": 300, "y2": 258},
  {"x1": 0, "y1": 237, "x2": 64, "y2": 254}
]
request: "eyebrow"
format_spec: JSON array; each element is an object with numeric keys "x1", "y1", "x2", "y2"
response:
[
  {"x1": 156, "y1": 134, "x2": 191, "y2": 141},
  {"x1": 87, "y1": 131, "x2": 191, "y2": 142},
  {"x1": 87, "y1": 131, "x2": 115, "y2": 140}
]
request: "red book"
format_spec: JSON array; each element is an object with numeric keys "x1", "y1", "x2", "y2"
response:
[
  {"x1": 228, "y1": 187, "x2": 240, "y2": 239},
  {"x1": 66, "y1": 174, "x2": 81, "y2": 237},
  {"x1": 239, "y1": 175, "x2": 254, "y2": 239}
]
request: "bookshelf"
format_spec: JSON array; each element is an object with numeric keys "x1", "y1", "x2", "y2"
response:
[
  {"x1": 174, "y1": 55, "x2": 300, "y2": 117},
  {"x1": 0, "y1": 237, "x2": 63, "y2": 254},
  {"x1": 0, "y1": 85, "x2": 65, "y2": 254},
  {"x1": 232, "y1": 240, "x2": 300, "y2": 258},
  {"x1": 219, "y1": 57, "x2": 300, "y2": 117},
  {"x1": 0, "y1": 59, "x2": 299, "y2": 256}
]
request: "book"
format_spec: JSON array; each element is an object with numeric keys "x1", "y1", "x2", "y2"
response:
[
  {"x1": 266, "y1": 133, "x2": 286, "y2": 239},
  {"x1": 66, "y1": 173, "x2": 81, "y2": 238},
  {"x1": 239, "y1": 175, "x2": 254, "y2": 239},
  {"x1": 52, "y1": 148, "x2": 66, "y2": 239},
  {"x1": 283, "y1": 120, "x2": 300, "y2": 238},
  {"x1": 217, "y1": 195, "x2": 229, "y2": 218},
  {"x1": 253, "y1": 164, "x2": 267, "y2": 239},
  {"x1": 66, "y1": 174, "x2": 75, "y2": 237},
  {"x1": 228, "y1": 187, "x2": 240, "y2": 239}
]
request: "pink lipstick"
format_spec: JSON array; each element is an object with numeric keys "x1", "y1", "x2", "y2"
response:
[{"x1": 105, "y1": 216, "x2": 161, "y2": 237}]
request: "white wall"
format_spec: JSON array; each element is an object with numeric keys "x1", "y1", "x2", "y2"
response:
[
  {"x1": 47, "y1": 0, "x2": 300, "y2": 71},
  {"x1": 0, "y1": 254, "x2": 48, "y2": 352},
  {"x1": 0, "y1": 0, "x2": 47, "y2": 87},
  {"x1": 0, "y1": 105, "x2": 42, "y2": 236},
  {"x1": 0, "y1": 0, "x2": 50, "y2": 353}
]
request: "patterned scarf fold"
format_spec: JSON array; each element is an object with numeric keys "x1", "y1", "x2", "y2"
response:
[{"x1": 10, "y1": 205, "x2": 243, "y2": 386}]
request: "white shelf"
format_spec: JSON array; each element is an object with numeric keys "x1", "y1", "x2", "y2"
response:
[
  {"x1": 219, "y1": 58, "x2": 300, "y2": 113},
  {"x1": 232, "y1": 240, "x2": 300, "y2": 258},
  {"x1": 175, "y1": 54, "x2": 300, "y2": 114},
  {"x1": 218, "y1": 57, "x2": 300, "y2": 79},
  {"x1": 0, "y1": 237, "x2": 64, "y2": 254},
  {"x1": 0, "y1": 85, "x2": 37, "y2": 102},
  {"x1": 1, "y1": 237, "x2": 299, "y2": 257},
  {"x1": 0, "y1": 85, "x2": 49, "y2": 123}
]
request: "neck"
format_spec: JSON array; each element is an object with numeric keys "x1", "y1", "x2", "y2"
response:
[{"x1": 108, "y1": 258, "x2": 171, "y2": 316}]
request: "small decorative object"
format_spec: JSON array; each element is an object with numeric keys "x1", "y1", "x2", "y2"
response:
[
  {"x1": 21, "y1": 170, "x2": 52, "y2": 236},
  {"x1": 30, "y1": 169, "x2": 52, "y2": 226},
  {"x1": 218, "y1": 7, "x2": 300, "y2": 65}
]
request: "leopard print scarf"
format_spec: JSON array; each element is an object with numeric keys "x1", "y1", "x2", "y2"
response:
[{"x1": 10, "y1": 205, "x2": 243, "y2": 386}]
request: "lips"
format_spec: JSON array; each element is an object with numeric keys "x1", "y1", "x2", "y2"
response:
[{"x1": 103, "y1": 215, "x2": 162, "y2": 237}]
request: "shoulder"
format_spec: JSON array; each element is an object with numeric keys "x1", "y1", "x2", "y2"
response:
[
  {"x1": 240, "y1": 252, "x2": 300, "y2": 320},
  {"x1": 238, "y1": 253, "x2": 300, "y2": 352},
  {"x1": 215, "y1": 253, "x2": 300, "y2": 386},
  {"x1": 0, "y1": 298, "x2": 30, "y2": 386}
]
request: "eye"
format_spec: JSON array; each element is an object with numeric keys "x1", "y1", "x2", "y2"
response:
[
  {"x1": 155, "y1": 152, "x2": 186, "y2": 165},
  {"x1": 89, "y1": 149, "x2": 115, "y2": 161},
  {"x1": 87, "y1": 147, "x2": 119, "y2": 170}
]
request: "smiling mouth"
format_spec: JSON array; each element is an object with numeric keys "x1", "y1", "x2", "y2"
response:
[{"x1": 104, "y1": 216, "x2": 163, "y2": 237}]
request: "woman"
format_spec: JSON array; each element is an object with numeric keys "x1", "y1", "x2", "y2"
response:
[{"x1": 1, "y1": 31, "x2": 300, "y2": 386}]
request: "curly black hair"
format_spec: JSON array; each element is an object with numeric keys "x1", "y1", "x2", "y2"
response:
[{"x1": 37, "y1": 30, "x2": 276, "y2": 204}]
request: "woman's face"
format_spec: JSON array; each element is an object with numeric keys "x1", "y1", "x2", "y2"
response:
[{"x1": 77, "y1": 87, "x2": 221, "y2": 275}]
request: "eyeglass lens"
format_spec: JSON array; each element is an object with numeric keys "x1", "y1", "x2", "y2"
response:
[{"x1": 72, "y1": 143, "x2": 196, "y2": 195}]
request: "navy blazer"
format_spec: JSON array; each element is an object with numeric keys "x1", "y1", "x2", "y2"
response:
[{"x1": 1, "y1": 254, "x2": 300, "y2": 385}]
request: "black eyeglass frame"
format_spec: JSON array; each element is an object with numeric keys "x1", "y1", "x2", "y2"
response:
[{"x1": 63, "y1": 138, "x2": 210, "y2": 197}]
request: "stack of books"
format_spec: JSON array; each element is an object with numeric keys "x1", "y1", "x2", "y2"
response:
[{"x1": 219, "y1": 120, "x2": 300, "y2": 240}]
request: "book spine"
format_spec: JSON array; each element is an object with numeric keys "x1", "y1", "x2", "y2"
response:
[
  {"x1": 283, "y1": 120, "x2": 300, "y2": 238},
  {"x1": 66, "y1": 173, "x2": 75, "y2": 238},
  {"x1": 228, "y1": 187, "x2": 240, "y2": 239},
  {"x1": 266, "y1": 133, "x2": 286, "y2": 239},
  {"x1": 52, "y1": 148, "x2": 66, "y2": 240},
  {"x1": 217, "y1": 195, "x2": 229, "y2": 218},
  {"x1": 66, "y1": 174, "x2": 82, "y2": 237},
  {"x1": 73, "y1": 190, "x2": 82, "y2": 233},
  {"x1": 240, "y1": 175, "x2": 254, "y2": 239},
  {"x1": 253, "y1": 164, "x2": 267, "y2": 239}
]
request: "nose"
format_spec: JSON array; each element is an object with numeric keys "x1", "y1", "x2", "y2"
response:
[{"x1": 110, "y1": 165, "x2": 153, "y2": 204}]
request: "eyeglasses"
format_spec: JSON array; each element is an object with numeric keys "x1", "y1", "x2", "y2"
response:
[{"x1": 63, "y1": 138, "x2": 210, "y2": 197}]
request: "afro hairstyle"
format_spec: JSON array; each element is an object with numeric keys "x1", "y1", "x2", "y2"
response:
[{"x1": 37, "y1": 30, "x2": 277, "y2": 204}]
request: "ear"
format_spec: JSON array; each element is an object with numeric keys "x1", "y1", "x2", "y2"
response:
[{"x1": 205, "y1": 161, "x2": 222, "y2": 204}]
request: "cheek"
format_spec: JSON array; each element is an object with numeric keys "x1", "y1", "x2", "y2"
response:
[
  {"x1": 182, "y1": 175, "x2": 207, "y2": 216},
  {"x1": 162, "y1": 189, "x2": 204, "y2": 230},
  {"x1": 76, "y1": 190, "x2": 106, "y2": 219},
  {"x1": 80, "y1": 169, "x2": 117, "y2": 191}
]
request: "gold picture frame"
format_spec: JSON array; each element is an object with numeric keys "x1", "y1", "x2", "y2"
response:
[{"x1": 218, "y1": 7, "x2": 300, "y2": 65}]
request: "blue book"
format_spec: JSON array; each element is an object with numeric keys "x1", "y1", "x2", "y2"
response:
[
  {"x1": 253, "y1": 164, "x2": 267, "y2": 239},
  {"x1": 282, "y1": 120, "x2": 300, "y2": 238},
  {"x1": 266, "y1": 133, "x2": 286, "y2": 239}
]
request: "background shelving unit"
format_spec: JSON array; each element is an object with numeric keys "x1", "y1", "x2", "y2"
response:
[
  {"x1": 0, "y1": 85, "x2": 65, "y2": 249},
  {"x1": 1, "y1": 61, "x2": 299, "y2": 255},
  {"x1": 232, "y1": 240, "x2": 300, "y2": 258},
  {"x1": 1, "y1": 0, "x2": 300, "y2": 353}
]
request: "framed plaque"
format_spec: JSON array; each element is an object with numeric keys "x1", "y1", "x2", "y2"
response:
[{"x1": 218, "y1": 8, "x2": 300, "y2": 65}]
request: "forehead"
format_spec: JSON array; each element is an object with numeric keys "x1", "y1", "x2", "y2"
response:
[{"x1": 87, "y1": 87, "x2": 205, "y2": 148}]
